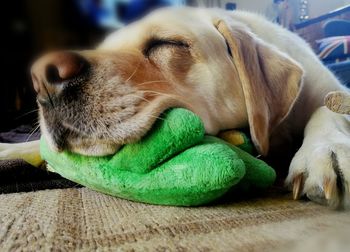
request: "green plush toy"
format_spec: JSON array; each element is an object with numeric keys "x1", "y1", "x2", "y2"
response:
[{"x1": 41, "y1": 108, "x2": 276, "y2": 206}]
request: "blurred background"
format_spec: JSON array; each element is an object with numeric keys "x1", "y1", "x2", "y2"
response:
[{"x1": 2, "y1": 0, "x2": 350, "y2": 134}]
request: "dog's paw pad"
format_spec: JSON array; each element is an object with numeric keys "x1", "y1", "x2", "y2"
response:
[{"x1": 325, "y1": 91, "x2": 350, "y2": 115}]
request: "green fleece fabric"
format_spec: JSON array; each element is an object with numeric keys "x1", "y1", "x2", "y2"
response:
[{"x1": 41, "y1": 108, "x2": 276, "y2": 206}]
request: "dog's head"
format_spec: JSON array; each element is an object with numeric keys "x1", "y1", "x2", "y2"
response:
[{"x1": 31, "y1": 8, "x2": 303, "y2": 156}]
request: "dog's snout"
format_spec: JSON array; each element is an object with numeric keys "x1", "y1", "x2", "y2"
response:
[{"x1": 31, "y1": 51, "x2": 88, "y2": 102}]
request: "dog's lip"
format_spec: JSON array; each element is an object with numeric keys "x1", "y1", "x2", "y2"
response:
[
  {"x1": 42, "y1": 95, "x2": 187, "y2": 155},
  {"x1": 47, "y1": 124, "x2": 117, "y2": 155}
]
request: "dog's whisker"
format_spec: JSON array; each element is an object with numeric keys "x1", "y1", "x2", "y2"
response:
[
  {"x1": 136, "y1": 80, "x2": 168, "y2": 86},
  {"x1": 42, "y1": 82, "x2": 55, "y2": 108},
  {"x1": 31, "y1": 120, "x2": 40, "y2": 128},
  {"x1": 125, "y1": 60, "x2": 142, "y2": 82},
  {"x1": 140, "y1": 90, "x2": 192, "y2": 108},
  {"x1": 26, "y1": 124, "x2": 40, "y2": 142},
  {"x1": 144, "y1": 114, "x2": 166, "y2": 122},
  {"x1": 15, "y1": 109, "x2": 39, "y2": 120},
  {"x1": 144, "y1": 113, "x2": 177, "y2": 136},
  {"x1": 139, "y1": 90, "x2": 176, "y2": 98},
  {"x1": 126, "y1": 94, "x2": 152, "y2": 104}
]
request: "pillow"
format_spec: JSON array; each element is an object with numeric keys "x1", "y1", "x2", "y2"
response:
[{"x1": 317, "y1": 36, "x2": 350, "y2": 62}]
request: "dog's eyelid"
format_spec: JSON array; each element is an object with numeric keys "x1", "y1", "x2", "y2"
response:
[{"x1": 143, "y1": 38, "x2": 190, "y2": 56}]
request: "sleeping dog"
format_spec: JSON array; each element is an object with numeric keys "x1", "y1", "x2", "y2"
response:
[{"x1": 1, "y1": 8, "x2": 349, "y2": 208}]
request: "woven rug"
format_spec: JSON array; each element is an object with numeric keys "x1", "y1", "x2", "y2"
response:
[{"x1": 1, "y1": 188, "x2": 350, "y2": 251}]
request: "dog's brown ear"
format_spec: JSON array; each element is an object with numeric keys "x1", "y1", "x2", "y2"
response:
[{"x1": 215, "y1": 20, "x2": 303, "y2": 155}]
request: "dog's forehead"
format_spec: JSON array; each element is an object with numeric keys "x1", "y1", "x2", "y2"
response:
[{"x1": 99, "y1": 8, "x2": 217, "y2": 50}]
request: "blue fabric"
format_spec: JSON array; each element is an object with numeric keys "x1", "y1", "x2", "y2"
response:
[
  {"x1": 320, "y1": 19, "x2": 350, "y2": 87},
  {"x1": 323, "y1": 19, "x2": 350, "y2": 38},
  {"x1": 327, "y1": 60, "x2": 350, "y2": 87},
  {"x1": 317, "y1": 36, "x2": 350, "y2": 61}
]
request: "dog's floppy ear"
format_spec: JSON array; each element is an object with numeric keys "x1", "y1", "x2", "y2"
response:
[{"x1": 215, "y1": 19, "x2": 303, "y2": 156}]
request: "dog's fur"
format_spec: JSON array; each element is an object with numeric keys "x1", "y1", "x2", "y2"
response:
[{"x1": 1, "y1": 8, "x2": 350, "y2": 208}]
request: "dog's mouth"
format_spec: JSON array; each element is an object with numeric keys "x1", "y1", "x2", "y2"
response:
[{"x1": 39, "y1": 95, "x2": 185, "y2": 156}]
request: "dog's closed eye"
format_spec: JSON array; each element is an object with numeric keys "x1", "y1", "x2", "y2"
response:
[
  {"x1": 142, "y1": 38, "x2": 193, "y2": 79},
  {"x1": 143, "y1": 38, "x2": 190, "y2": 57}
]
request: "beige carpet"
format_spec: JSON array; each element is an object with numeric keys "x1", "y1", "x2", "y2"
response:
[{"x1": 1, "y1": 188, "x2": 350, "y2": 251}]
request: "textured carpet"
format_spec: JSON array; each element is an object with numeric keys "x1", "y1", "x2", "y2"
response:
[
  {"x1": 0, "y1": 159, "x2": 79, "y2": 194},
  {"x1": 1, "y1": 188, "x2": 350, "y2": 251}
]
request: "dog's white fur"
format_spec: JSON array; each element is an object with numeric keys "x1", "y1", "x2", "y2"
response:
[{"x1": 1, "y1": 8, "x2": 349, "y2": 208}]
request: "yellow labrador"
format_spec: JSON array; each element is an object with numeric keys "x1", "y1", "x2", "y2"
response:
[{"x1": 1, "y1": 8, "x2": 349, "y2": 208}]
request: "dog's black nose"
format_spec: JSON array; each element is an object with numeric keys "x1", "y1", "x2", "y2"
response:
[{"x1": 31, "y1": 51, "x2": 88, "y2": 103}]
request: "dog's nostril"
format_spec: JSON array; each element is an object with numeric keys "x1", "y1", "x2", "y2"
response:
[
  {"x1": 46, "y1": 64, "x2": 62, "y2": 84},
  {"x1": 44, "y1": 52, "x2": 87, "y2": 84}
]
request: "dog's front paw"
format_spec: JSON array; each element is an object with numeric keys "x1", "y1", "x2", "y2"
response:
[
  {"x1": 286, "y1": 141, "x2": 350, "y2": 209},
  {"x1": 0, "y1": 141, "x2": 43, "y2": 167},
  {"x1": 0, "y1": 143, "x2": 12, "y2": 159}
]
